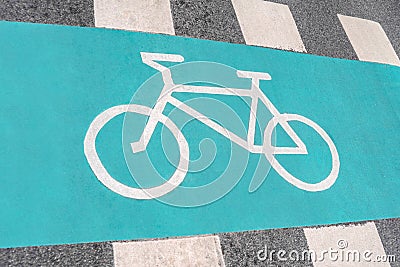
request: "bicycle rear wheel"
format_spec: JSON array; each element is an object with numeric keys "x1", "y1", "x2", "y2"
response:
[{"x1": 84, "y1": 104, "x2": 189, "y2": 199}]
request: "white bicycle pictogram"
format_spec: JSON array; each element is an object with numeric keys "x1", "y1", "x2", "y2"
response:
[{"x1": 84, "y1": 52, "x2": 340, "y2": 199}]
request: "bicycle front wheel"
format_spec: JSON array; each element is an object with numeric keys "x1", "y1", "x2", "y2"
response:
[
  {"x1": 84, "y1": 104, "x2": 189, "y2": 199},
  {"x1": 263, "y1": 114, "x2": 340, "y2": 192}
]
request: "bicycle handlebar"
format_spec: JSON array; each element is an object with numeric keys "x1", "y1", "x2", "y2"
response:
[{"x1": 140, "y1": 52, "x2": 185, "y2": 72}]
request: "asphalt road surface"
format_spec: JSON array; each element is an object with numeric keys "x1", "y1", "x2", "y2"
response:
[{"x1": 0, "y1": 0, "x2": 399, "y2": 266}]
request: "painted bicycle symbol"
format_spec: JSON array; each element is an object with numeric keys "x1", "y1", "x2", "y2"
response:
[{"x1": 84, "y1": 52, "x2": 340, "y2": 199}]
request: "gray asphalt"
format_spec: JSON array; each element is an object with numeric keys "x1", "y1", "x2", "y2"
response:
[
  {"x1": 0, "y1": 0, "x2": 94, "y2": 26},
  {"x1": 0, "y1": 0, "x2": 399, "y2": 266},
  {"x1": 0, "y1": 242, "x2": 113, "y2": 267},
  {"x1": 375, "y1": 218, "x2": 400, "y2": 267},
  {"x1": 220, "y1": 227, "x2": 313, "y2": 266},
  {"x1": 170, "y1": 0, "x2": 245, "y2": 44}
]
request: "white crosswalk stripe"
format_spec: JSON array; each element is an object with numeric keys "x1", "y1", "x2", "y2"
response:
[
  {"x1": 112, "y1": 235, "x2": 225, "y2": 267},
  {"x1": 231, "y1": 0, "x2": 306, "y2": 52},
  {"x1": 338, "y1": 14, "x2": 400, "y2": 66},
  {"x1": 303, "y1": 222, "x2": 391, "y2": 266},
  {"x1": 94, "y1": 0, "x2": 175, "y2": 35}
]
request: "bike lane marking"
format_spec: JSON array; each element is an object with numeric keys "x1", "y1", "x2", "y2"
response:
[
  {"x1": 231, "y1": 0, "x2": 306, "y2": 52},
  {"x1": 303, "y1": 222, "x2": 390, "y2": 266},
  {"x1": 94, "y1": 0, "x2": 175, "y2": 35},
  {"x1": 0, "y1": 21, "x2": 399, "y2": 248},
  {"x1": 112, "y1": 236, "x2": 225, "y2": 267},
  {"x1": 338, "y1": 14, "x2": 400, "y2": 66}
]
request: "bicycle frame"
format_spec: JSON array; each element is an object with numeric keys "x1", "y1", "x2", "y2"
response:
[
  {"x1": 84, "y1": 52, "x2": 339, "y2": 198},
  {"x1": 131, "y1": 52, "x2": 307, "y2": 156}
]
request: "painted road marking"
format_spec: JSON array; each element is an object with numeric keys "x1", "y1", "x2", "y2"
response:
[
  {"x1": 304, "y1": 222, "x2": 391, "y2": 266},
  {"x1": 85, "y1": 52, "x2": 340, "y2": 200},
  {"x1": 231, "y1": 0, "x2": 306, "y2": 52},
  {"x1": 94, "y1": 0, "x2": 175, "y2": 34},
  {"x1": 338, "y1": 14, "x2": 400, "y2": 66},
  {"x1": 1, "y1": 21, "x2": 400, "y2": 248},
  {"x1": 112, "y1": 236, "x2": 225, "y2": 267}
]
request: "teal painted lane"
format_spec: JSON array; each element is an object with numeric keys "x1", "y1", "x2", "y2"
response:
[{"x1": 0, "y1": 21, "x2": 399, "y2": 248}]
